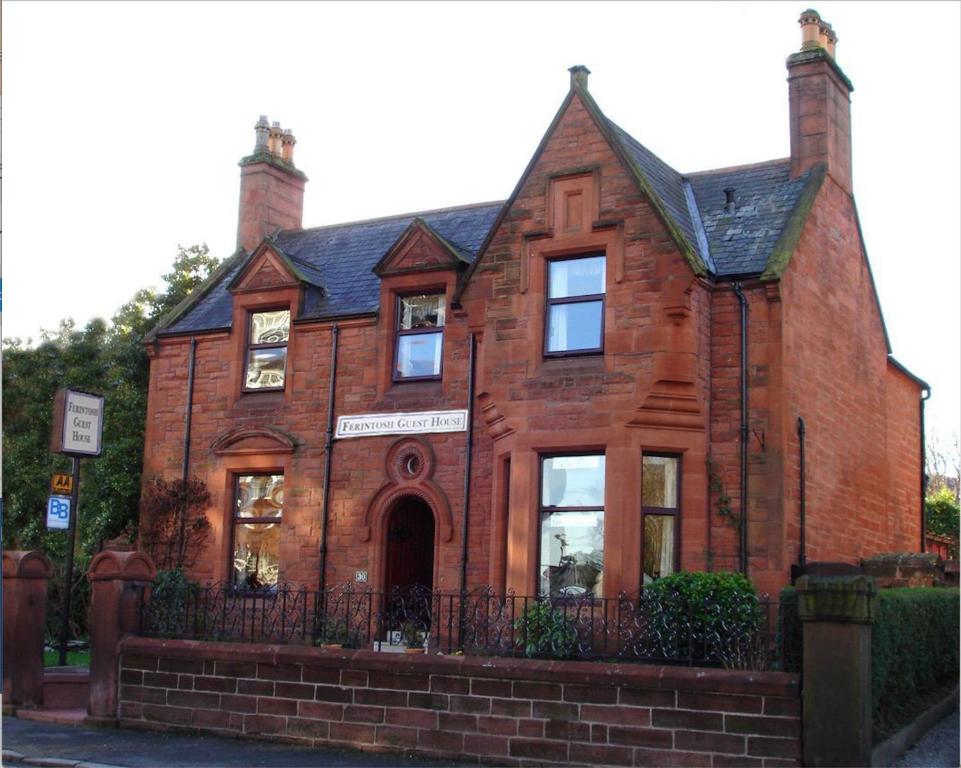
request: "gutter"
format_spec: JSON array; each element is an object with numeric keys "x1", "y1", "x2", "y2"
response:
[
  {"x1": 733, "y1": 283, "x2": 749, "y2": 576},
  {"x1": 318, "y1": 324, "x2": 340, "y2": 596},
  {"x1": 458, "y1": 333, "x2": 477, "y2": 645},
  {"x1": 797, "y1": 416, "x2": 806, "y2": 578},
  {"x1": 175, "y1": 337, "x2": 198, "y2": 566},
  {"x1": 920, "y1": 387, "x2": 931, "y2": 552}
]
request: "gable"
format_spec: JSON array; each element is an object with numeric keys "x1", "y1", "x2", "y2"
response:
[
  {"x1": 229, "y1": 243, "x2": 301, "y2": 293},
  {"x1": 373, "y1": 218, "x2": 468, "y2": 277},
  {"x1": 455, "y1": 79, "x2": 707, "y2": 304}
]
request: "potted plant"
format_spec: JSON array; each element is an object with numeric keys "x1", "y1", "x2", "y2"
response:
[
  {"x1": 317, "y1": 618, "x2": 349, "y2": 649},
  {"x1": 513, "y1": 601, "x2": 577, "y2": 658},
  {"x1": 400, "y1": 620, "x2": 426, "y2": 653}
]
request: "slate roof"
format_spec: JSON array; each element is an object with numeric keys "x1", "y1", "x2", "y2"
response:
[
  {"x1": 608, "y1": 121, "x2": 703, "y2": 265},
  {"x1": 164, "y1": 202, "x2": 502, "y2": 335},
  {"x1": 687, "y1": 159, "x2": 812, "y2": 277},
  {"x1": 159, "y1": 106, "x2": 813, "y2": 336}
]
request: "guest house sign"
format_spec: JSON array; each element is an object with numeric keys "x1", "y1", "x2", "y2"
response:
[
  {"x1": 49, "y1": 389, "x2": 105, "y2": 456},
  {"x1": 335, "y1": 409, "x2": 468, "y2": 439}
]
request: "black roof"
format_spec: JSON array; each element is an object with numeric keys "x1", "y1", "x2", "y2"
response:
[
  {"x1": 688, "y1": 159, "x2": 812, "y2": 277},
  {"x1": 159, "y1": 115, "x2": 811, "y2": 337},
  {"x1": 164, "y1": 202, "x2": 502, "y2": 334}
]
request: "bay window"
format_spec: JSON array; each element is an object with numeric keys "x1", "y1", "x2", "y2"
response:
[
  {"x1": 545, "y1": 254, "x2": 605, "y2": 355},
  {"x1": 394, "y1": 293, "x2": 445, "y2": 380},
  {"x1": 539, "y1": 454, "x2": 605, "y2": 597},
  {"x1": 641, "y1": 454, "x2": 681, "y2": 584}
]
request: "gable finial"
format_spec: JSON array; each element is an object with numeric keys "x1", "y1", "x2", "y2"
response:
[{"x1": 568, "y1": 65, "x2": 591, "y2": 91}]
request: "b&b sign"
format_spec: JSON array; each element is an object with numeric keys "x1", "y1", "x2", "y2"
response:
[
  {"x1": 50, "y1": 389, "x2": 105, "y2": 456},
  {"x1": 47, "y1": 495, "x2": 72, "y2": 530}
]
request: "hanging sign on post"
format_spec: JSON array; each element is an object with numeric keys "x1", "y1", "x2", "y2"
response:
[{"x1": 50, "y1": 389, "x2": 105, "y2": 456}]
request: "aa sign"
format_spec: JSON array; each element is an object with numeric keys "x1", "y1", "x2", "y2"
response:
[{"x1": 50, "y1": 389, "x2": 105, "y2": 457}]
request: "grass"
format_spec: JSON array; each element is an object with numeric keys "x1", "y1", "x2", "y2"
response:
[{"x1": 43, "y1": 649, "x2": 90, "y2": 667}]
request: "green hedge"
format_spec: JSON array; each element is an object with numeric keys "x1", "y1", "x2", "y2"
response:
[
  {"x1": 645, "y1": 571, "x2": 763, "y2": 666},
  {"x1": 872, "y1": 588, "x2": 960, "y2": 735}
]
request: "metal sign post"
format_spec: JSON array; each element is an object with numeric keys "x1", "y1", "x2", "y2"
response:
[
  {"x1": 57, "y1": 457, "x2": 82, "y2": 666},
  {"x1": 49, "y1": 388, "x2": 105, "y2": 667}
]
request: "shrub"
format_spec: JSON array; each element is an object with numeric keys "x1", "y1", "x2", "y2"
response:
[
  {"x1": 926, "y1": 488, "x2": 960, "y2": 557},
  {"x1": 513, "y1": 601, "x2": 577, "y2": 658},
  {"x1": 645, "y1": 571, "x2": 763, "y2": 666},
  {"x1": 148, "y1": 569, "x2": 199, "y2": 636},
  {"x1": 872, "y1": 587, "x2": 960, "y2": 738},
  {"x1": 316, "y1": 617, "x2": 350, "y2": 646},
  {"x1": 140, "y1": 477, "x2": 212, "y2": 571}
]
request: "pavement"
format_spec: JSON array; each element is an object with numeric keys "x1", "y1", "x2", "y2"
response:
[
  {"x1": 1, "y1": 717, "x2": 463, "y2": 768},
  {"x1": 5, "y1": 710, "x2": 958, "y2": 768},
  {"x1": 893, "y1": 708, "x2": 960, "y2": 768}
]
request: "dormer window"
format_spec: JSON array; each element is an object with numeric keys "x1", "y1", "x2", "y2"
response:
[
  {"x1": 545, "y1": 254, "x2": 605, "y2": 356},
  {"x1": 245, "y1": 310, "x2": 290, "y2": 390},
  {"x1": 394, "y1": 294, "x2": 445, "y2": 381}
]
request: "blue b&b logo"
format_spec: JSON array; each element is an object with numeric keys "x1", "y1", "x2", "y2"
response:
[{"x1": 47, "y1": 495, "x2": 71, "y2": 530}]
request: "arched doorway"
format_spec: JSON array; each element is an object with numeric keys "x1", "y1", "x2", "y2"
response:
[{"x1": 384, "y1": 496, "x2": 435, "y2": 594}]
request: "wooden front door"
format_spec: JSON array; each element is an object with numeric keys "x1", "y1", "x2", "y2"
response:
[{"x1": 384, "y1": 496, "x2": 435, "y2": 594}]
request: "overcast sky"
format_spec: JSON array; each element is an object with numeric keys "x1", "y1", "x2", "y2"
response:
[{"x1": 3, "y1": 1, "x2": 959, "y2": 441}]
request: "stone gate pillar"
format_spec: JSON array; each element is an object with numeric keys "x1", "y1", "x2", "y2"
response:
[
  {"x1": 797, "y1": 574, "x2": 878, "y2": 767},
  {"x1": 86, "y1": 550, "x2": 156, "y2": 724},
  {"x1": 2, "y1": 550, "x2": 54, "y2": 711}
]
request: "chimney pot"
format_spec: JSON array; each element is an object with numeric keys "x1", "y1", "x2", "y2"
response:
[
  {"x1": 268, "y1": 123, "x2": 283, "y2": 156},
  {"x1": 799, "y1": 9, "x2": 822, "y2": 51},
  {"x1": 824, "y1": 23, "x2": 838, "y2": 58},
  {"x1": 568, "y1": 65, "x2": 591, "y2": 91},
  {"x1": 254, "y1": 115, "x2": 270, "y2": 153},
  {"x1": 281, "y1": 129, "x2": 296, "y2": 163}
]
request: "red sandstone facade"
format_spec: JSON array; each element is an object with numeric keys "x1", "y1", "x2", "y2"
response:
[{"x1": 141, "y1": 13, "x2": 926, "y2": 599}]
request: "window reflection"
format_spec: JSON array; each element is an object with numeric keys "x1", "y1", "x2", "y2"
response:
[
  {"x1": 245, "y1": 310, "x2": 290, "y2": 390},
  {"x1": 641, "y1": 454, "x2": 680, "y2": 585},
  {"x1": 395, "y1": 294, "x2": 444, "y2": 380},
  {"x1": 540, "y1": 455, "x2": 605, "y2": 597},
  {"x1": 233, "y1": 474, "x2": 283, "y2": 589}
]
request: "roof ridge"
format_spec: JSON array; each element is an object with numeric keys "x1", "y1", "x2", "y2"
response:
[
  {"x1": 606, "y1": 119, "x2": 684, "y2": 179},
  {"x1": 278, "y1": 200, "x2": 506, "y2": 238},
  {"x1": 685, "y1": 158, "x2": 790, "y2": 177}
]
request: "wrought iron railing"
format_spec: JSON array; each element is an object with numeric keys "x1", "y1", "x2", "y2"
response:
[{"x1": 138, "y1": 582, "x2": 797, "y2": 671}]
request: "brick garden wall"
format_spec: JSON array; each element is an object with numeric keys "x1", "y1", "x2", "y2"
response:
[{"x1": 118, "y1": 637, "x2": 800, "y2": 767}]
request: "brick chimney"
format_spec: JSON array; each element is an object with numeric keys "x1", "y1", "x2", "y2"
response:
[
  {"x1": 236, "y1": 116, "x2": 308, "y2": 253},
  {"x1": 787, "y1": 9, "x2": 853, "y2": 195}
]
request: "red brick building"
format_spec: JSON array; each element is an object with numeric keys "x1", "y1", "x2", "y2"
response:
[{"x1": 142, "y1": 11, "x2": 927, "y2": 599}]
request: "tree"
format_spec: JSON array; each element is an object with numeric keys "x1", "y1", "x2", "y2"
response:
[
  {"x1": 926, "y1": 430, "x2": 960, "y2": 503},
  {"x1": 139, "y1": 477, "x2": 212, "y2": 571},
  {"x1": 926, "y1": 487, "x2": 960, "y2": 558},
  {"x1": 1, "y1": 244, "x2": 220, "y2": 634}
]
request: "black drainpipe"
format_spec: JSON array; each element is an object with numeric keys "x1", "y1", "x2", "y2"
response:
[
  {"x1": 458, "y1": 333, "x2": 477, "y2": 604},
  {"x1": 318, "y1": 324, "x2": 340, "y2": 597},
  {"x1": 920, "y1": 387, "x2": 931, "y2": 552},
  {"x1": 797, "y1": 417, "x2": 806, "y2": 577},
  {"x1": 175, "y1": 337, "x2": 198, "y2": 566},
  {"x1": 733, "y1": 283, "x2": 749, "y2": 576}
]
